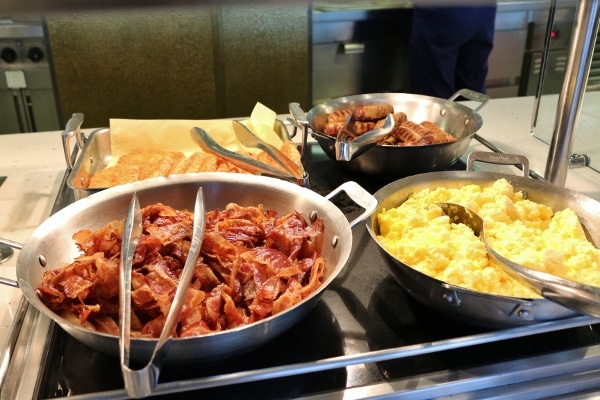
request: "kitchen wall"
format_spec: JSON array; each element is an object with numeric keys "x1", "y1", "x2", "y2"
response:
[{"x1": 46, "y1": 5, "x2": 310, "y2": 128}]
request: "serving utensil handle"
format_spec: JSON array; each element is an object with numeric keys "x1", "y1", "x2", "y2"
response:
[
  {"x1": 60, "y1": 113, "x2": 85, "y2": 171},
  {"x1": 288, "y1": 102, "x2": 310, "y2": 159}
]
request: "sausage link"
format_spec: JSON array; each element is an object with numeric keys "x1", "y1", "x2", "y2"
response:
[
  {"x1": 352, "y1": 102, "x2": 394, "y2": 121},
  {"x1": 327, "y1": 109, "x2": 352, "y2": 123},
  {"x1": 323, "y1": 121, "x2": 345, "y2": 137}
]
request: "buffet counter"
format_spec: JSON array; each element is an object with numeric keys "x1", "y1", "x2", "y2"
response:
[{"x1": 1, "y1": 94, "x2": 600, "y2": 398}]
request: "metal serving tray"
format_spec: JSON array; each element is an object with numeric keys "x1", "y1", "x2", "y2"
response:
[{"x1": 61, "y1": 114, "x2": 293, "y2": 200}]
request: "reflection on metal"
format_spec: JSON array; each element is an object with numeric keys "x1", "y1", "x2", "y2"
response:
[
  {"x1": 570, "y1": 153, "x2": 591, "y2": 168},
  {"x1": 341, "y1": 42, "x2": 365, "y2": 54},
  {"x1": 531, "y1": 0, "x2": 557, "y2": 129},
  {"x1": 0, "y1": 245, "x2": 13, "y2": 264},
  {"x1": 545, "y1": 0, "x2": 600, "y2": 186}
]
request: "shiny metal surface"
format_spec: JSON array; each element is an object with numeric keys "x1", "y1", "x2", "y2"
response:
[
  {"x1": 439, "y1": 202, "x2": 600, "y2": 319},
  {"x1": 335, "y1": 113, "x2": 394, "y2": 161},
  {"x1": 65, "y1": 119, "x2": 295, "y2": 199},
  {"x1": 0, "y1": 243, "x2": 13, "y2": 265},
  {"x1": 0, "y1": 19, "x2": 61, "y2": 134},
  {"x1": 61, "y1": 112, "x2": 85, "y2": 169},
  {"x1": 232, "y1": 120, "x2": 305, "y2": 180},
  {"x1": 466, "y1": 150, "x2": 530, "y2": 177},
  {"x1": 530, "y1": 0, "x2": 557, "y2": 128},
  {"x1": 545, "y1": 0, "x2": 600, "y2": 185},
  {"x1": 290, "y1": 89, "x2": 489, "y2": 177},
  {"x1": 194, "y1": 126, "x2": 309, "y2": 187},
  {"x1": 13, "y1": 173, "x2": 372, "y2": 363},
  {"x1": 119, "y1": 189, "x2": 205, "y2": 398},
  {"x1": 367, "y1": 168, "x2": 600, "y2": 328}
]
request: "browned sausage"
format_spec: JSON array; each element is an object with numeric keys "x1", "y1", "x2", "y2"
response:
[
  {"x1": 391, "y1": 125, "x2": 421, "y2": 144},
  {"x1": 327, "y1": 109, "x2": 352, "y2": 123},
  {"x1": 393, "y1": 111, "x2": 408, "y2": 126},
  {"x1": 351, "y1": 121, "x2": 377, "y2": 136},
  {"x1": 378, "y1": 135, "x2": 398, "y2": 145},
  {"x1": 400, "y1": 120, "x2": 433, "y2": 137},
  {"x1": 420, "y1": 121, "x2": 456, "y2": 143},
  {"x1": 323, "y1": 121, "x2": 345, "y2": 137},
  {"x1": 352, "y1": 102, "x2": 394, "y2": 121}
]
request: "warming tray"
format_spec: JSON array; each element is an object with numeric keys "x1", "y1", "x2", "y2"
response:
[{"x1": 62, "y1": 117, "x2": 293, "y2": 200}]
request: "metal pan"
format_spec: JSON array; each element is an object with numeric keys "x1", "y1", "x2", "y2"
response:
[
  {"x1": 61, "y1": 114, "x2": 294, "y2": 200},
  {"x1": 0, "y1": 173, "x2": 376, "y2": 363},
  {"x1": 289, "y1": 89, "x2": 488, "y2": 178},
  {"x1": 366, "y1": 154, "x2": 600, "y2": 328}
]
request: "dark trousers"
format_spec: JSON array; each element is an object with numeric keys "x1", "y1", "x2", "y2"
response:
[{"x1": 409, "y1": 6, "x2": 497, "y2": 98}]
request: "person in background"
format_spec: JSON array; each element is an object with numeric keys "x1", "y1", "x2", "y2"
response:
[{"x1": 409, "y1": 4, "x2": 497, "y2": 98}]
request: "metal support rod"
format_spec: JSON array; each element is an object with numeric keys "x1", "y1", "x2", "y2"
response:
[{"x1": 545, "y1": 0, "x2": 600, "y2": 186}]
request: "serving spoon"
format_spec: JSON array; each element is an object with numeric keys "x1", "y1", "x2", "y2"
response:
[{"x1": 438, "y1": 202, "x2": 600, "y2": 319}]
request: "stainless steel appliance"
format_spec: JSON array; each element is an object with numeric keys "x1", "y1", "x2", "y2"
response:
[
  {"x1": 311, "y1": 7, "x2": 412, "y2": 106},
  {"x1": 0, "y1": 18, "x2": 60, "y2": 134},
  {"x1": 519, "y1": 4, "x2": 600, "y2": 96}
]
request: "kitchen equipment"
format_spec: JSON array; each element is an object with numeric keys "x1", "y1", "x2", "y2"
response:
[
  {"x1": 61, "y1": 114, "x2": 296, "y2": 199},
  {"x1": 0, "y1": 172, "x2": 376, "y2": 363},
  {"x1": 335, "y1": 112, "x2": 394, "y2": 161},
  {"x1": 289, "y1": 89, "x2": 489, "y2": 177},
  {"x1": 311, "y1": 7, "x2": 412, "y2": 105},
  {"x1": 194, "y1": 124, "x2": 309, "y2": 187},
  {"x1": 366, "y1": 152, "x2": 600, "y2": 328},
  {"x1": 438, "y1": 202, "x2": 600, "y2": 319},
  {"x1": 120, "y1": 189, "x2": 204, "y2": 398},
  {"x1": 0, "y1": 18, "x2": 60, "y2": 134}
]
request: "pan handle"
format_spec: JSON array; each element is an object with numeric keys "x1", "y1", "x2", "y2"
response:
[
  {"x1": 61, "y1": 113, "x2": 85, "y2": 171},
  {"x1": 325, "y1": 181, "x2": 377, "y2": 229},
  {"x1": 448, "y1": 89, "x2": 490, "y2": 112},
  {"x1": 0, "y1": 238, "x2": 21, "y2": 288},
  {"x1": 466, "y1": 151, "x2": 530, "y2": 178},
  {"x1": 288, "y1": 102, "x2": 310, "y2": 159}
]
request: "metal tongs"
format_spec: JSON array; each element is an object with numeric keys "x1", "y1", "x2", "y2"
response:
[
  {"x1": 192, "y1": 121, "x2": 309, "y2": 187},
  {"x1": 438, "y1": 202, "x2": 600, "y2": 319},
  {"x1": 335, "y1": 113, "x2": 395, "y2": 161},
  {"x1": 119, "y1": 188, "x2": 205, "y2": 398}
]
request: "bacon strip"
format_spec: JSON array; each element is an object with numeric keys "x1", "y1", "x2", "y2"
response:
[{"x1": 37, "y1": 202, "x2": 326, "y2": 338}]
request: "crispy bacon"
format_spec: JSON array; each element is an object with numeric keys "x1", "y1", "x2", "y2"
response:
[{"x1": 37, "y1": 202, "x2": 326, "y2": 338}]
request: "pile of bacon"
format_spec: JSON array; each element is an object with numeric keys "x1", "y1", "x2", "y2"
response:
[
  {"x1": 37, "y1": 202, "x2": 325, "y2": 338},
  {"x1": 321, "y1": 102, "x2": 456, "y2": 146}
]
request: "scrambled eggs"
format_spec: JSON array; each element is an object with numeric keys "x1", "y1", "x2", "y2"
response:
[{"x1": 376, "y1": 178, "x2": 600, "y2": 298}]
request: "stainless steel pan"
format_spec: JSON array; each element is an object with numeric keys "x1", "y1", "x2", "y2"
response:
[
  {"x1": 61, "y1": 114, "x2": 295, "y2": 200},
  {"x1": 366, "y1": 153, "x2": 600, "y2": 328},
  {"x1": 289, "y1": 89, "x2": 488, "y2": 177},
  {"x1": 0, "y1": 173, "x2": 376, "y2": 363}
]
